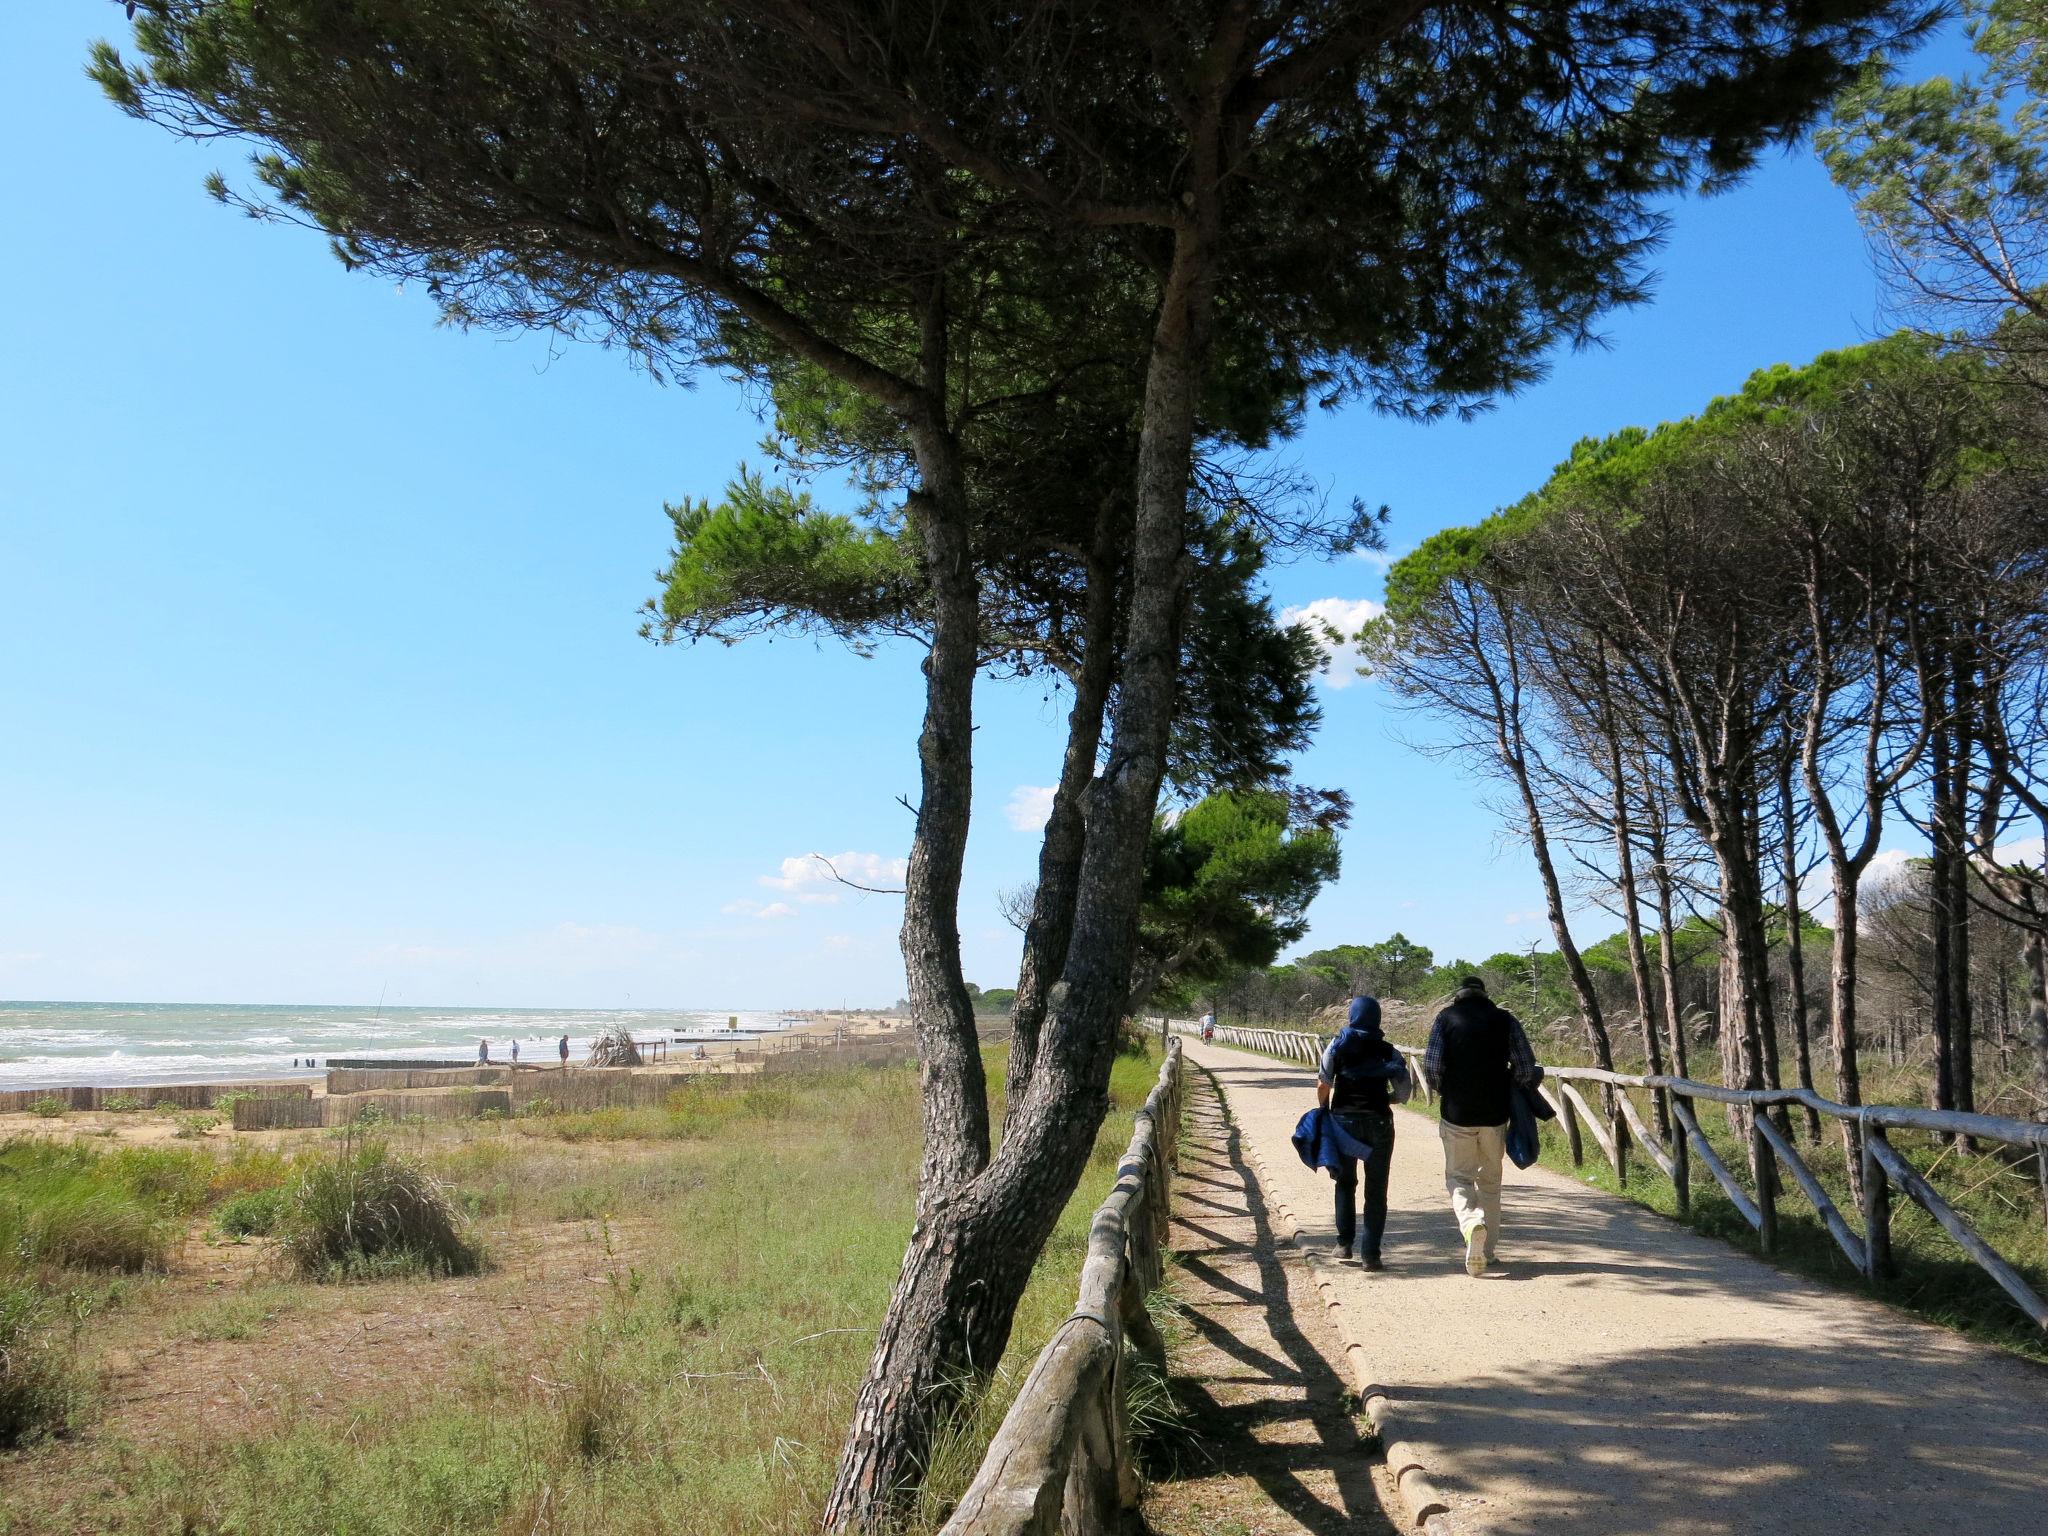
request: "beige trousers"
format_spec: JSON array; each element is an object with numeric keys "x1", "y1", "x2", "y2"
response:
[{"x1": 1439, "y1": 1120, "x2": 1507, "y2": 1248}]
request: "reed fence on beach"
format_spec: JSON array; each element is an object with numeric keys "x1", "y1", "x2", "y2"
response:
[
  {"x1": 0, "y1": 1081, "x2": 312, "y2": 1113},
  {"x1": 940, "y1": 1037, "x2": 1184, "y2": 1536},
  {"x1": 1190, "y1": 1022, "x2": 2048, "y2": 1332},
  {"x1": 231, "y1": 1027, "x2": 929, "y2": 1129}
]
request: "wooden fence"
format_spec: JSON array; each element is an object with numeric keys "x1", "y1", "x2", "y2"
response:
[
  {"x1": 1190, "y1": 1023, "x2": 2048, "y2": 1333},
  {"x1": 0, "y1": 1081, "x2": 312, "y2": 1113},
  {"x1": 941, "y1": 1037, "x2": 1184, "y2": 1536}
]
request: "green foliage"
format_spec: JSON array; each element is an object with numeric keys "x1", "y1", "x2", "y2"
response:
[
  {"x1": 1822, "y1": 0, "x2": 2048, "y2": 344},
  {"x1": 275, "y1": 1140, "x2": 482, "y2": 1281},
  {"x1": 99, "y1": 1094, "x2": 144, "y2": 1113},
  {"x1": 216, "y1": 1187, "x2": 288, "y2": 1239},
  {"x1": 0, "y1": 1281, "x2": 91, "y2": 1447},
  {"x1": 174, "y1": 1113, "x2": 221, "y2": 1139},
  {"x1": 28, "y1": 1098, "x2": 64, "y2": 1120},
  {"x1": 650, "y1": 469, "x2": 917, "y2": 652},
  {"x1": 1135, "y1": 790, "x2": 1341, "y2": 1008},
  {"x1": 1294, "y1": 933, "x2": 1436, "y2": 999}
]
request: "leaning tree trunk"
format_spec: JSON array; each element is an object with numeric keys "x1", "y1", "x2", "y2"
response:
[
  {"x1": 1648, "y1": 809, "x2": 1691, "y2": 1081},
  {"x1": 823, "y1": 205, "x2": 1216, "y2": 1532},
  {"x1": 1006, "y1": 533, "x2": 1118, "y2": 1112},
  {"x1": 1778, "y1": 754, "x2": 1821, "y2": 1141}
]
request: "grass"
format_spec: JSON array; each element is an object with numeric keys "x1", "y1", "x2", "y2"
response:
[
  {"x1": 275, "y1": 1137, "x2": 483, "y2": 1280},
  {"x1": 0, "y1": 1136, "x2": 305, "y2": 1445},
  {"x1": 0, "y1": 1280, "x2": 93, "y2": 1447},
  {"x1": 2, "y1": 1044, "x2": 1172, "y2": 1535}
]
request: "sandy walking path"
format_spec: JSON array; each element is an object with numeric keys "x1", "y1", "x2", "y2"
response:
[{"x1": 1185, "y1": 1037, "x2": 2048, "y2": 1536}]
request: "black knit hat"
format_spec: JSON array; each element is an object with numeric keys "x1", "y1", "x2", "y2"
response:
[{"x1": 1458, "y1": 976, "x2": 1487, "y2": 994}]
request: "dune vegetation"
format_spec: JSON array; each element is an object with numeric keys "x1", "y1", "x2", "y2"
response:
[{"x1": 0, "y1": 1045, "x2": 1165, "y2": 1534}]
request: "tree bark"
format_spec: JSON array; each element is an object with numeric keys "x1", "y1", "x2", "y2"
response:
[
  {"x1": 1778, "y1": 752, "x2": 1821, "y2": 1141},
  {"x1": 1006, "y1": 528, "x2": 1119, "y2": 1114},
  {"x1": 823, "y1": 182, "x2": 1218, "y2": 1534}
]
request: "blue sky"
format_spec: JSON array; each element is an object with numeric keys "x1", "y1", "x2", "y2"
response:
[{"x1": 0, "y1": 11, "x2": 1971, "y2": 1009}]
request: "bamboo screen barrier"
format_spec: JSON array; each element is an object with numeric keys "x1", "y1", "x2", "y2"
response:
[
  {"x1": 1192, "y1": 1022, "x2": 2048, "y2": 1332},
  {"x1": 0, "y1": 1082, "x2": 313, "y2": 1113},
  {"x1": 940, "y1": 1037, "x2": 1185, "y2": 1536},
  {"x1": 231, "y1": 1028, "x2": 931, "y2": 1129}
]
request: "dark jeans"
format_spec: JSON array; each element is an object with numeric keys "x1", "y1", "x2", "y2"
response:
[{"x1": 1333, "y1": 1108, "x2": 1395, "y2": 1258}]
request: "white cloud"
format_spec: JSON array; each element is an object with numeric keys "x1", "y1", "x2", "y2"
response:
[
  {"x1": 824, "y1": 934, "x2": 853, "y2": 950},
  {"x1": 1005, "y1": 785, "x2": 1057, "y2": 833},
  {"x1": 760, "y1": 850, "x2": 908, "y2": 903},
  {"x1": 756, "y1": 902, "x2": 796, "y2": 920},
  {"x1": 1994, "y1": 836, "x2": 2045, "y2": 869},
  {"x1": 1279, "y1": 596, "x2": 1385, "y2": 689},
  {"x1": 1399, "y1": 899, "x2": 1417, "y2": 911},
  {"x1": 1503, "y1": 908, "x2": 1546, "y2": 927}
]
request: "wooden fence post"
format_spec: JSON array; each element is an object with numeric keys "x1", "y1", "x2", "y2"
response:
[
  {"x1": 1862, "y1": 1126, "x2": 1893, "y2": 1282},
  {"x1": 1558, "y1": 1087, "x2": 1584, "y2": 1168},
  {"x1": 1749, "y1": 1113, "x2": 1777, "y2": 1255},
  {"x1": 1671, "y1": 1090, "x2": 1691, "y2": 1217}
]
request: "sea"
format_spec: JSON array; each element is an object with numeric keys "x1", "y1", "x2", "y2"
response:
[{"x1": 0, "y1": 1001, "x2": 795, "y2": 1091}]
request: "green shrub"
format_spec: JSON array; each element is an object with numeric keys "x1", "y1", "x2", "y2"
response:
[
  {"x1": 353, "y1": 1102, "x2": 390, "y2": 1128},
  {"x1": 28, "y1": 1098, "x2": 65, "y2": 1120},
  {"x1": 517, "y1": 1096, "x2": 556, "y2": 1118},
  {"x1": 210, "y1": 1091, "x2": 256, "y2": 1117},
  {"x1": 174, "y1": 1113, "x2": 221, "y2": 1139},
  {"x1": 0, "y1": 1140, "x2": 179, "y2": 1271},
  {"x1": 217, "y1": 1187, "x2": 287, "y2": 1239},
  {"x1": 0, "y1": 1281, "x2": 90, "y2": 1447},
  {"x1": 276, "y1": 1140, "x2": 482, "y2": 1281},
  {"x1": 475, "y1": 1107, "x2": 506, "y2": 1123},
  {"x1": 99, "y1": 1094, "x2": 144, "y2": 1113}
]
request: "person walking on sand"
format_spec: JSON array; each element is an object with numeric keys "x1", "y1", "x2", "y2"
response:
[
  {"x1": 510, "y1": 1039, "x2": 520, "y2": 1065},
  {"x1": 1316, "y1": 995, "x2": 1410, "y2": 1269},
  {"x1": 558, "y1": 1033, "x2": 570, "y2": 1068},
  {"x1": 478, "y1": 1038, "x2": 490, "y2": 1066},
  {"x1": 1422, "y1": 976, "x2": 1543, "y2": 1275}
]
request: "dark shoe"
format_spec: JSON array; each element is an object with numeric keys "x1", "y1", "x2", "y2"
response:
[
  {"x1": 1362, "y1": 1255, "x2": 1384, "y2": 1272},
  {"x1": 1329, "y1": 1240, "x2": 1356, "y2": 1263}
]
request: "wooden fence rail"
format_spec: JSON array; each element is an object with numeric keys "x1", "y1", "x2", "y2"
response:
[
  {"x1": 941, "y1": 1037, "x2": 1184, "y2": 1536},
  {"x1": 1186, "y1": 1022, "x2": 2048, "y2": 1332}
]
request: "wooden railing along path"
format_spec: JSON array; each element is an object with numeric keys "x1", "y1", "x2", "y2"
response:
[
  {"x1": 1188, "y1": 1023, "x2": 2048, "y2": 1333},
  {"x1": 941, "y1": 1037, "x2": 1185, "y2": 1536}
]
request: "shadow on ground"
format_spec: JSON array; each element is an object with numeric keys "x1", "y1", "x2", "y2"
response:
[{"x1": 1138, "y1": 1082, "x2": 1396, "y2": 1536}]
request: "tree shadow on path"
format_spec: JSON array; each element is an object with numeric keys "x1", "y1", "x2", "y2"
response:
[{"x1": 1138, "y1": 1083, "x2": 1397, "y2": 1536}]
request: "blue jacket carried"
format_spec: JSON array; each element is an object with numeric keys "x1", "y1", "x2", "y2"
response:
[
  {"x1": 1505, "y1": 1078, "x2": 1555, "y2": 1170},
  {"x1": 1292, "y1": 1106, "x2": 1376, "y2": 1177}
]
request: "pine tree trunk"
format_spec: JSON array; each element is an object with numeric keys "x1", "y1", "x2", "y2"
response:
[
  {"x1": 1006, "y1": 538, "x2": 1117, "y2": 1111},
  {"x1": 1779, "y1": 755, "x2": 1820, "y2": 1141},
  {"x1": 824, "y1": 195, "x2": 1216, "y2": 1534}
]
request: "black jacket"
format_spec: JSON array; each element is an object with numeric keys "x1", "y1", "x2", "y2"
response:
[{"x1": 1429, "y1": 992, "x2": 1529, "y2": 1127}]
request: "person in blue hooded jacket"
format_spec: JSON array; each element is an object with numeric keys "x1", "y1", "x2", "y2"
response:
[{"x1": 1316, "y1": 996, "x2": 1410, "y2": 1268}]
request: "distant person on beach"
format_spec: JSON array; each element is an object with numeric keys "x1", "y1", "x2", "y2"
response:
[
  {"x1": 478, "y1": 1038, "x2": 489, "y2": 1066},
  {"x1": 510, "y1": 1040, "x2": 520, "y2": 1064},
  {"x1": 559, "y1": 1034, "x2": 570, "y2": 1066},
  {"x1": 1316, "y1": 996, "x2": 1409, "y2": 1269},
  {"x1": 1421, "y1": 976, "x2": 1543, "y2": 1276}
]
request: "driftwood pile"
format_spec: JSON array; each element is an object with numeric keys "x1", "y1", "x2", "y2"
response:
[{"x1": 584, "y1": 1026, "x2": 644, "y2": 1068}]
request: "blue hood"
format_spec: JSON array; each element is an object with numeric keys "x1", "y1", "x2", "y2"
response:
[{"x1": 1347, "y1": 996, "x2": 1383, "y2": 1036}]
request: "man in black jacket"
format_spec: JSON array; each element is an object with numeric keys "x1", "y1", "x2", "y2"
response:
[{"x1": 1421, "y1": 977, "x2": 1543, "y2": 1275}]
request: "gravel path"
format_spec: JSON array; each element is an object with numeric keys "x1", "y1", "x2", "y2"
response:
[{"x1": 1186, "y1": 1037, "x2": 2048, "y2": 1536}]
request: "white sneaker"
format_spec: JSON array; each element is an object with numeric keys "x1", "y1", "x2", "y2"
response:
[{"x1": 1465, "y1": 1224, "x2": 1488, "y2": 1276}]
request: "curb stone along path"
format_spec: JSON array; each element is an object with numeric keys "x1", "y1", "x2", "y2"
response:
[{"x1": 1186, "y1": 1036, "x2": 2048, "y2": 1536}]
